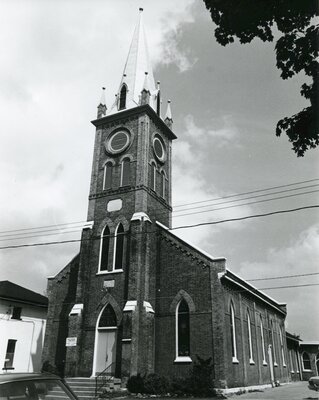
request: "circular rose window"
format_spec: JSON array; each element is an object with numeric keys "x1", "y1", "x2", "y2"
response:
[
  {"x1": 106, "y1": 130, "x2": 130, "y2": 154},
  {"x1": 153, "y1": 136, "x2": 166, "y2": 163}
]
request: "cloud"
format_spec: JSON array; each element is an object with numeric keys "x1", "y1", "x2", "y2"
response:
[
  {"x1": 238, "y1": 224, "x2": 319, "y2": 339},
  {"x1": 184, "y1": 114, "x2": 239, "y2": 146}
]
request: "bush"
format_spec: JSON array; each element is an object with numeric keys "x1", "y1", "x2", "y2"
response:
[
  {"x1": 126, "y1": 373, "x2": 144, "y2": 394},
  {"x1": 144, "y1": 373, "x2": 170, "y2": 395},
  {"x1": 187, "y1": 355, "x2": 215, "y2": 396}
]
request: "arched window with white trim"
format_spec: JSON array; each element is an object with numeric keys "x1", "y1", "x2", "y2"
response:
[
  {"x1": 260, "y1": 316, "x2": 267, "y2": 365},
  {"x1": 103, "y1": 162, "x2": 113, "y2": 190},
  {"x1": 271, "y1": 321, "x2": 277, "y2": 366},
  {"x1": 120, "y1": 158, "x2": 130, "y2": 186},
  {"x1": 302, "y1": 352, "x2": 311, "y2": 370},
  {"x1": 119, "y1": 85, "x2": 127, "y2": 110},
  {"x1": 113, "y1": 223, "x2": 125, "y2": 271},
  {"x1": 99, "y1": 304, "x2": 117, "y2": 328},
  {"x1": 99, "y1": 225, "x2": 110, "y2": 272},
  {"x1": 161, "y1": 171, "x2": 166, "y2": 198},
  {"x1": 230, "y1": 302, "x2": 238, "y2": 363},
  {"x1": 279, "y1": 327, "x2": 286, "y2": 366},
  {"x1": 150, "y1": 163, "x2": 156, "y2": 192},
  {"x1": 247, "y1": 310, "x2": 254, "y2": 364},
  {"x1": 176, "y1": 299, "x2": 190, "y2": 361}
]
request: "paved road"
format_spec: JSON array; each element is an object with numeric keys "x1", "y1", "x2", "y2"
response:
[{"x1": 234, "y1": 381, "x2": 318, "y2": 400}]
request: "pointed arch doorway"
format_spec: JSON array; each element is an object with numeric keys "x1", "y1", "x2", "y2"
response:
[{"x1": 92, "y1": 304, "x2": 117, "y2": 376}]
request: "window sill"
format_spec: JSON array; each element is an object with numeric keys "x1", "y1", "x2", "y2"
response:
[
  {"x1": 274, "y1": 362, "x2": 278, "y2": 367},
  {"x1": 303, "y1": 369, "x2": 312, "y2": 372},
  {"x1": 249, "y1": 359, "x2": 255, "y2": 365},
  {"x1": 232, "y1": 357, "x2": 239, "y2": 364},
  {"x1": 174, "y1": 356, "x2": 192, "y2": 363},
  {"x1": 283, "y1": 364, "x2": 287, "y2": 368},
  {"x1": 2, "y1": 367, "x2": 14, "y2": 370},
  {"x1": 96, "y1": 269, "x2": 123, "y2": 275},
  {"x1": 263, "y1": 361, "x2": 268, "y2": 366}
]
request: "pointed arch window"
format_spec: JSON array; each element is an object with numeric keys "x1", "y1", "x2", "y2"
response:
[
  {"x1": 302, "y1": 352, "x2": 311, "y2": 370},
  {"x1": 99, "y1": 225, "x2": 110, "y2": 272},
  {"x1": 120, "y1": 158, "x2": 130, "y2": 186},
  {"x1": 113, "y1": 223, "x2": 125, "y2": 271},
  {"x1": 230, "y1": 302, "x2": 238, "y2": 363},
  {"x1": 247, "y1": 310, "x2": 254, "y2": 364},
  {"x1": 150, "y1": 163, "x2": 156, "y2": 192},
  {"x1": 175, "y1": 299, "x2": 191, "y2": 361},
  {"x1": 279, "y1": 327, "x2": 286, "y2": 367},
  {"x1": 270, "y1": 321, "x2": 277, "y2": 366},
  {"x1": 103, "y1": 162, "x2": 113, "y2": 190},
  {"x1": 98, "y1": 304, "x2": 117, "y2": 329},
  {"x1": 161, "y1": 171, "x2": 166, "y2": 198},
  {"x1": 260, "y1": 316, "x2": 267, "y2": 365},
  {"x1": 119, "y1": 85, "x2": 127, "y2": 110}
]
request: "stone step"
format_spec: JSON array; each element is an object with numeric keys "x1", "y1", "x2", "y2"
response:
[{"x1": 65, "y1": 377, "x2": 124, "y2": 399}]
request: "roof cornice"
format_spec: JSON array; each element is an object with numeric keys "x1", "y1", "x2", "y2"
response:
[{"x1": 91, "y1": 104, "x2": 177, "y2": 140}]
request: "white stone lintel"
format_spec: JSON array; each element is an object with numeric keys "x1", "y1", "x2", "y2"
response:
[
  {"x1": 144, "y1": 301, "x2": 155, "y2": 313},
  {"x1": 131, "y1": 212, "x2": 152, "y2": 223},
  {"x1": 69, "y1": 303, "x2": 83, "y2": 316},
  {"x1": 123, "y1": 300, "x2": 137, "y2": 312}
]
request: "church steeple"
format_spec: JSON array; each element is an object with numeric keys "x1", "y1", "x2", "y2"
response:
[{"x1": 109, "y1": 8, "x2": 156, "y2": 114}]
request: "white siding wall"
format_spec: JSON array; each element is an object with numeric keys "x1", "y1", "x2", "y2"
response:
[{"x1": 0, "y1": 300, "x2": 47, "y2": 373}]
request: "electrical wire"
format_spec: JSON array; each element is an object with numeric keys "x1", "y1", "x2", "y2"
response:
[
  {"x1": 247, "y1": 272, "x2": 319, "y2": 282},
  {"x1": 0, "y1": 204, "x2": 317, "y2": 250}
]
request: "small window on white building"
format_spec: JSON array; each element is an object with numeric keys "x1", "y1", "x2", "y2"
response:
[
  {"x1": 3, "y1": 339, "x2": 17, "y2": 370},
  {"x1": 11, "y1": 306, "x2": 22, "y2": 320}
]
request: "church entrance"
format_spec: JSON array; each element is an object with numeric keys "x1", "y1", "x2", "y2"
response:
[{"x1": 93, "y1": 304, "x2": 118, "y2": 376}]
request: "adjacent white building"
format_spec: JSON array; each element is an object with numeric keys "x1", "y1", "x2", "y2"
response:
[{"x1": 0, "y1": 281, "x2": 47, "y2": 373}]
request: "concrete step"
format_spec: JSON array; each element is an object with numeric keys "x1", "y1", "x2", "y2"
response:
[{"x1": 65, "y1": 377, "x2": 124, "y2": 399}]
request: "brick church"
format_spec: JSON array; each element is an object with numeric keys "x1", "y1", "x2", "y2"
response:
[{"x1": 43, "y1": 9, "x2": 291, "y2": 390}]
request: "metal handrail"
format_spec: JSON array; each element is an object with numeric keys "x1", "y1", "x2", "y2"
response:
[{"x1": 95, "y1": 362, "x2": 116, "y2": 397}]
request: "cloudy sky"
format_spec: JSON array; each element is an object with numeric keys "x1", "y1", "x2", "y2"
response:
[{"x1": 0, "y1": 0, "x2": 318, "y2": 339}]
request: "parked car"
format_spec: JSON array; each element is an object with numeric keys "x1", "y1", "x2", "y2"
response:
[
  {"x1": 0, "y1": 373, "x2": 78, "y2": 399},
  {"x1": 308, "y1": 376, "x2": 319, "y2": 392}
]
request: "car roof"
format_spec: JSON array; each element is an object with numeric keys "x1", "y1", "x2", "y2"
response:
[{"x1": 0, "y1": 373, "x2": 60, "y2": 384}]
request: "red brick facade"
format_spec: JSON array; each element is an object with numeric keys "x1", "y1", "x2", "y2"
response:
[{"x1": 42, "y1": 102, "x2": 292, "y2": 389}]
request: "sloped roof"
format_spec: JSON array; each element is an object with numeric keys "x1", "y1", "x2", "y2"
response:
[
  {"x1": 0, "y1": 280, "x2": 48, "y2": 307},
  {"x1": 156, "y1": 221, "x2": 286, "y2": 314}
]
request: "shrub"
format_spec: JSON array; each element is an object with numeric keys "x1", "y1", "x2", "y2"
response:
[
  {"x1": 144, "y1": 373, "x2": 170, "y2": 395},
  {"x1": 126, "y1": 373, "x2": 144, "y2": 394},
  {"x1": 186, "y1": 355, "x2": 215, "y2": 397}
]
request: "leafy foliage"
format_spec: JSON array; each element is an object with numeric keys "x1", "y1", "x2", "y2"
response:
[
  {"x1": 203, "y1": 0, "x2": 319, "y2": 156},
  {"x1": 126, "y1": 356, "x2": 215, "y2": 396}
]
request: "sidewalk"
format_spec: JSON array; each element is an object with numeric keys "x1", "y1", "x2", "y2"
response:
[{"x1": 233, "y1": 381, "x2": 318, "y2": 400}]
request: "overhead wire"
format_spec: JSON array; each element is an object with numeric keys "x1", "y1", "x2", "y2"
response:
[{"x1": 0, "y1": 204, "x2": 317, "y2": 250}]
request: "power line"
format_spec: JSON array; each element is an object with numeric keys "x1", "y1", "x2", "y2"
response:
[
  {"x1": 0, "y1": 204, "x2": 317, "y2": 250},
  {"x1": 247, "y1": 272, "x2": 319, "y2": 282},
  {"x1": 173, "y1": 178, "x2": 319, "y2": 208},
  {"x1": 257, "y1": 283, "x2": 319, "y2": 290},
  {"x1": 0, "y1": 188, "x2": 317, "y2": 242},
  {"x1": 173, "y1": 190, "x2": 319, "y2": 218},
  {"x1": 172, "y1": 184, "x2": 319, "y2": 214},
  {"x1": 0, "y1": 178, "x2": 318, "y2": 237}
]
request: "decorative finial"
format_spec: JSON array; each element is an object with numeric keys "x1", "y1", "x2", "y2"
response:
[
  {"x1": 164, "y1": 99, "x2": 173, "y2": 129},
  {"x1": 97, "y1": 87, "x2": 107, "y2": 118}
]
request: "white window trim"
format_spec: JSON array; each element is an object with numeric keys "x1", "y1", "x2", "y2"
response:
[
  {"x1": 279, "y1": 328, "x2": 286, "y2": 367},
  {"x1": 96, "y1": 269, "x2": 123, "y2": 276},
  {"x1": 302, "y1": 352, "x2": 312, "y2": 371},
  {"x1": 230, "y1": 303, "x2": 238, "y2": 363},
  {"x1": 103, "y1": 164, "x2": 107, "y2": 190},
  {"x1": 112, "y1": 224, "x2": 124, "y2": 271},
  {"x1": 120, "y1": 159, "x2": 130, "y2": 187},
  {"x1": 161, "y1": 172, "x2": 165, "y2": 198},
  {"x1": 247, "y1": 312, "x2": 254, "y2": 364},
  {"x1": 260, "y1": 318, "x2": 267, "y2": 365},
  {"x1": 98, "y1": 226, "x2": 109, "y2": 273},
  {"x1": 152, "y1": 164, "x2": 156, "y2": 191},
  {"x1": 175, "y1": 300, "x2": 191, "y2": 362}
]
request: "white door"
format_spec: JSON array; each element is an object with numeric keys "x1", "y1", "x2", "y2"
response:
[{"x1": 94, "y1": 329, "x2": 117, "y2": 374}]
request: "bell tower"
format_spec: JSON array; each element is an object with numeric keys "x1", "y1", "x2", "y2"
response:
[
  {"x1": 88, "y1": 8, "x2": 176, "y2": 229},
  {"x1": 62, "y1": 8, "x2": 176, "y2": 378}
]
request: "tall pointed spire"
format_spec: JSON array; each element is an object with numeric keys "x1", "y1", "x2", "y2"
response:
[{"x1": 109, "y1": 8, "x2": 156, "y2": 114}]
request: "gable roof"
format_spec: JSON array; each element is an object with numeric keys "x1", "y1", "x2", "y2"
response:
[
  {"x1": 0, "y1": 280, "x2": 48, "y2": 307},
  {"x1": 156, "y1": 221, "x2": 286, "y2": 315}
]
